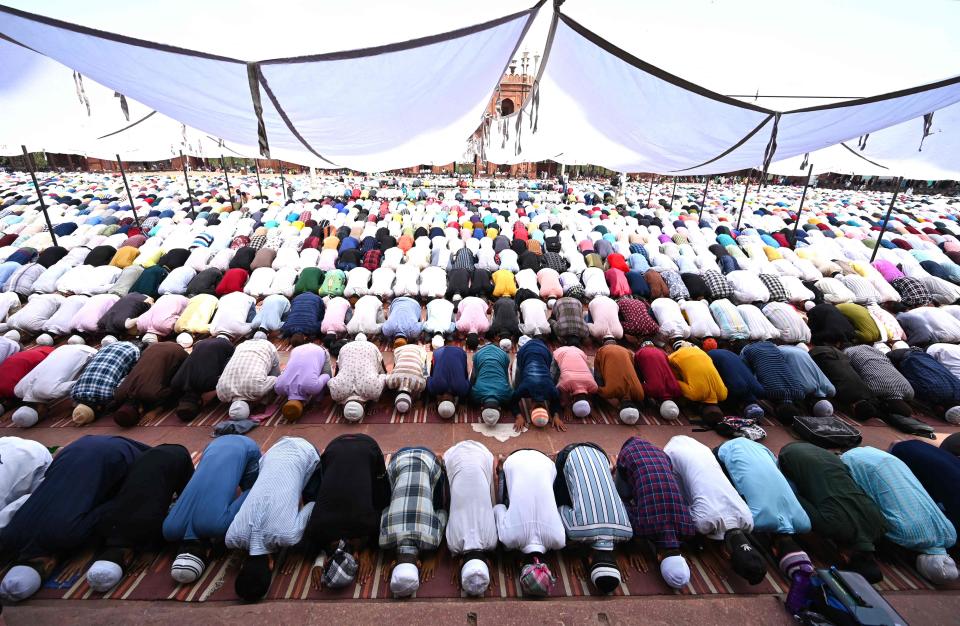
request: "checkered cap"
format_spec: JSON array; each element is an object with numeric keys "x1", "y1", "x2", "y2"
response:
[
  {"x1": 519, "y1": 558, "x2": 556, "y2": 597},
  {"x1": 322, "y1": 541, "x2": 359, "y2": 589}
]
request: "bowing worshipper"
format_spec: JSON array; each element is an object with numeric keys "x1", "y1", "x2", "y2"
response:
[
  {"x1": 344, "y1": 266, "x2": 372, "y2": 298},
  {"x1": 385, "y1": 337, "x2": 429, "y2": 414},
  {"x1": 593, "y1": 338, "x2": 647, "y2": 424},
  {"x1": 84, "y1": 444, "x2": 194, "y2": 592},
  {"x1": 777, "y1": 344, "x2": 836, "y2": 406},
  {"x1": 650, "y1": 297, "x2": 691, "y2": 340},
  {"x1": 809, "y1": 345, "x2": 887, "y2": 421},
  {"x1": 101, "y1": 292, "x2": 152, "y2": 337},
  {"x1": 681, "y1": 299, "x2": 721, "y2": 341},
  {"x1": 170, "y1": 335, "x2": 235, "y2": 421},
  {"x1": 426, "y1": 340, "x2": 471, "y2": 420},
  {"x1": 455, "y1": 296, "x2": 490, "y2": 349},
  {"x1": 843, "y1": 345, "x2": 915, "y2": 417},
  {"x1": 280, "y1": 292, "x2": 325, "y2": 344},
  {"x1": 704, "y1": 346, "x2": 766, "y2": 417},
  {"x1": 40, "y1": 294, "x2": 88, "y2": 337},
  {"x1": 615, "y1": 437, "x2": 694, "y2": 590},
  {"x1": 162, "y1": 435, "x2": 261, "y2": 584},
  {"x1": 890, "y1": 440, "x2": 960, "y2": 533},
  {"x1": 0, "y1": 345, "x2": 54, "y2": 415},
  {"x1": 215, "y1": 267, "x2": 250, "y2": 297},
  {"x1": 275, "y1": 343, "x2": 332, "y2": 422},
  {"x1": 493, "y1": 270, "x2": 519, "y2": 300},
  {"x1": 216, "y1": 337, "x2": 281, "y2": 427},
  {"x1": 443, "y1": 440, "x2": 498, "y2": 596},
  {"x1": 422, "y1": 297, "x2": 456, "y2": 338},
  {"x1": 663, "y1": 436, "x2": 766, "y2": 585},
  {"x1": 70, "y1": 340, "x2": 142, "y2": 426},
  {"x1": 469, "y1": 342, "x2": 513, "y2": 425},
  {"x1": 897, "y1": 306, "x2": 960, "y2": 346},
  {"x1": 488, "y1": 297, "x2": 521, "y2": 345},
  {"x1": 174, "y1": 293, "x2": 219, "y2": 336},
  {"x1": 184, "y1": 267, "x2": 223, "y2": 297},
  {"x1": 66, "y1": 293, "x2": 120, "y2": 336},
  {"x1": 761, "y1": 301, "x2": 812, "y2": 344},
  {"x1": 320, "y1": 295, "x2": 352, "y2": 338},
  {"x1": 370, "y1": 266, "x2": 396, "y2": 298},
  {"x1": 226, "y1": 437, "x2": 321, "y2": 602},
  {"x1": 0, "y1": 437, "x2": 52, "y2": 532},
  {"x1": 208, "y1": 291, "x2": 258, "y2": 340},
  {"x1": 107, "y1": 341, "x2": 189, "y2": 427},
  {"x1": 6, "y1": 293, "x2": 64, "y2": 337},
  {"x1": 841, "y1": 446, "x2": 958, "y2": 585},
  {"x1": 109, "y1": 264, "x2": 146, "y2": 297},
  {"x1": 418, "y1": 265, "x2": 448, "y2": 299},
  {"x1": 806, "y1": 302, "x2": 857, "y2": 346},
  {"x1": 550, "y1": 295, "x2": 589, "y2": 346},
  {"x1": 927, "y1": 342, "x2": 960, "y2": 379},
  {"x1": 887, "y1": 346, "x2": 960, "y2": 423},
  {"x1": 553, "y1": 443, "x2": 633, "y2": 594},
  {"x1": 444, "y1": 268, "x2": 472, "y2": 302},
  {"x1": 11, "y1": 343, "x2": 97, "y2": 428},
  {"x1": 346, "y1": 294, "x2": 385, "y2": 336},
  {"x1": 327, "y1": 334, "x2": 386, "y2": 423},
  {"x1": 392, "y1": 264, "x2": 420, "y2": 298},
  {"x1": 0, "y1": 435, "x2": 149, "y2": 602},
  {"x1": 552, "y1": 345, "x2": 599, "y2": 420},
  {"x1": 667, "y1": 341, "x2": 728, "y2": 425},
  {"x1": 134, "y1": 293, "x2": 189, "y2": 340},
  {"x1": 381, "y1": 295, "x2": 423, "y2": 341},
  {"x1": 293, "y1": 267, "x2": 323, "y2": 297},
  {"x1": 128, "y1": 263, "x2": 169, "y2": 300},
  {"x1": 158, "y1": 265, "x2": 198, "y2": 296},
  {"x1": 297, "y1": 434, "x2": 389, "y2": 591},
  {"x1": 586, "y1": 295, "x2": 624, "y2": 341},
  {"x1": 716, "y1": 438, "x2": 814, "y2": 584},
  {"x1": 518, "y1": 296, "x2": 551, "y2": 337},
  {"x1": 0, "y1": 333, "x2": 20, "y2": 365},
  {"x1": 836, "y1": 302, "x2": 882, "y2": 344},
  {"x1": 379, "y1": 446, "x2": 447, "y2": 598},
  {"x1": 633, "y1": 341, "x2": 682, "y2": 420},
  {"x1": 494, "y1": 449, "x2": 565, "y2": 597},
  {"x1": 739, "y1": 341, "x2": 809, "y2": 421},
  {"x1": 537, "y1": 266, "x2": 564, "y2": 304},
  {"x1": 778, "y1": 442, "x2": 888, "y2": 583},
  {"x1": 509, "y1": 337, "x2": 563, "y2": 431}
]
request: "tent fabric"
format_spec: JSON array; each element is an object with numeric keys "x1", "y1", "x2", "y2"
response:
[{"x1": 0, "y1": 2, "x2": 543, "y2": 171}]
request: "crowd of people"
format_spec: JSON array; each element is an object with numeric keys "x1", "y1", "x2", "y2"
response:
[{"x1": 0, "y1": 169, "x2": 959, "y2": 605}]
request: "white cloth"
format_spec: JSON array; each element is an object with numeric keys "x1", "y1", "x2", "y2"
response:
[
  {"x1": 493, "y1": 450, "x2": 566, "y2": 554},
  {"x1": 208, "y1": 291, "x2": 256, "y2": 338},
  {"x1": 41, "y1": 294, "x2": 88, "y2": 335},
  {"x1": 651, "y1": 297, "x2": 690, "y2": 339},
  {"x1": 7, "y1": 294, "x2": 64, "y2": 333},
  {"x1": 225, "y1": 437, "x2": 319, "y2": 556},
  {"x1": 726, "y1": 270, "x2": 770, "y2": 304},
  {"x1": 927, "y1": 343, "x2": 960, "y2": 379},
  {"x1": 444, "y1": 440, "x2": 499, "y2": 554},
  {"x1": 0, "y1": 437, "x2": 52, "y2": 531},
  {"x1": 14, "y1": 344, "x2": 97, "y2": 403},
  {"x1": 663, "y1": 436, "x2": 753, "y2": 540},
  {"x1": 519, "y1": 299, "x2": 551, "y2": 336},
  {"x1": 681, "y1": 299, "x2": 720, "y2": 339}
]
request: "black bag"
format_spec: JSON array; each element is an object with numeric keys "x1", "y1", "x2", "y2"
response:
[
  {"x1": 801, "y1": 568, "x2": 907, "y2": 626},
  {"x1": 882, "y1": 413, "x2": 935, "y2": 438},
  {"x1": 792, "y1": 415, "x2": 862, "y2": 449}
]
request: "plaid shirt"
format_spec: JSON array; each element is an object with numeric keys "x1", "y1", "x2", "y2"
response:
[
  {"x1": 379, "y1": 447, "x2": 447, "y2": 554},
  {"x1": 702, "y1": 270, "x2": 734, "y2": 300},
  {"x1": 618, "y1": 297, "x2": 659, "y2": 336},
  {"x1": 550, "y1": 297, "x2": 588, "y2": 340},
  {"x1": 616, "y1": 437, "x2": 694, "y2": 549},
  {"x1": 658, "y1": 268, "x2": 690, "y2": 300},
  {"x1": 892, "y1": 277, "x2": 932, "y2": 308},
  {"x1": 542, "y1": 251, "x2": 568, "y2": 273},
  {"x1": 758, "y1": 274, "x2": 788, "y2": 302},
  {"x1": 249, "y1": 234, "x2": 266, "y2": 250},
  {"x1": 362, "y1": 249, "x2": 382, "y2": 271},
  {"x1": 216, "y1": 339, "x2": 280, "y2": 401},
  {"x1": 71, "y1": 341, "x2": 140, "y2": 405}
]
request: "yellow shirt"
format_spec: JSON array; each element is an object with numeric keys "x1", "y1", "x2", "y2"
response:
[
  {"x1": 668, "y1": 346, "x2": 728, "y2": 404},
  {"x1": 135, "y1": 249, "x2": 163, "y2": 268},
  {"x1": 491, "y1": 269, "x2": 517, "y2": 298},
  {"x1": 174, "y1": 294, "x2": 219, "y2": 334},
  {"x1": 109, "y1": 246, "x2": 140, "y2": 268}
]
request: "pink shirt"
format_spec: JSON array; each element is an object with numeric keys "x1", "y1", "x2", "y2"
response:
[
  {"x1": 321, "y1": 297, "x2": 352, "y2": 334},
  {"x1": 537, "y1": 268, "x2": 563, "y2": 298},
  {"x1": 69, "y1": 293, "x2": 120, "y2": 333},
  {"x1": 553, "y1": 346, "x2": 598, "y2": 396},
  {"x1": 137, "y1": 294, "x2": 189, "y2": 336},
  {"x1": 872, "y1": 259, "x2": 905, "y2": 282},
  {"x1": 604, "y1": 268, "x2": 631, "y2": 297},
  {"x1": 456, "y1": 297, "x2": 490, "y2": 334}
]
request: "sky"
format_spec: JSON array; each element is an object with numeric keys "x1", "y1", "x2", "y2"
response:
[{"x1": 6, "y1": 0, "x2": 960, "y2": 108}]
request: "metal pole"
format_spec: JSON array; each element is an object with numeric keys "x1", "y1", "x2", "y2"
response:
[
  {"x1": 790, "y1": 164, "x2": 814, "y2": 248},
  {"x1": 180, "y1": 151, "x2": 196, "y2": 219},
  {"x1": 280, "y1": 164, "x2": 289, "y2": 202},
  {"x1": 219, "y1": 154, "x2": 234, "y2": 206},
  {"x1": 870, "y1": 176, "x2": 904, "y2": 263},
  {"x1": 252, "y1": 159, "x2": 264, "y2": 199},
  {"x1": 21, "y1": 145, "x2": 57, "y2": 247},
  {"x1": 734, "y1": 174, "x2": 752, "y2": 230},
  {"x1": 115, "y1": 154, "x2": 141, "y2": 229},
  {"x1": 645, "y1": 175, "x2": 654, "y2": 207},
  {"x1": 670, "y1": 177, "x2": 678, "y2": 210},
  {"x1": 698, "y1": 176, "x2": 711, "y2": 220}
]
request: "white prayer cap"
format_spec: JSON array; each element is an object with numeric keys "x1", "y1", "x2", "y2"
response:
[
  {"x1": 87, "y1": 560, "x2": 124, "y2": 592},
  {"x1": 619, "y1": 407, "x2": 640, "y2": 425},
  {"x1": 461, "y1": 559, "x2": 490, "y2": 596},
  {"x1": 35, "y1": 333, "x2": 53, "y2": 346},
  {"x1": 872, "y1": 341, "x2": 891, "y2": 354},
  {"x1": 355, "y1": 333, "x2": 367, "y2": 342},
  {"x1": 572, "y1": 399, "x2": 591, "y2": 418},
  {"x1": 498, "y1": 338, "x2": 512, "y2": 351},
  {"x1": 517, "y1": 335, "x2": 531, "y2": 348},
  {"x1": 343, "y1": 401, "x2": 365, "y2": 422},
  {"x1": 660, "y1": 555, "x2": 691, "y2": 589},
  {"x1": 431, "y1": 334, "x2": 444, "y2": 349},
  {"x1": 438, "y1": 400, "x2": 456, "y2": 419},
  {"x1": 0, "y1": 565, "x2": 42, "y2": 602},
  {"x1": 893, "y1": 340, "x2": 910, "y2": 350},
  {"x1": 481, "y1": 407, "x2": 500, "y2": 425},
  {"x1": 660, "y1": 401, "x2": 680, "y2": 420},
  {"x1": 228, "y1": 400, "x2": 250, "y2": 420},
  {"x1": 803, "y1": 301, "x2": 816, "y2": 312},
  {"x1": 100, "y1": 335, "x2": 117, "y2": 346},
  {"x1": 813, "y1": 400, "x2": 834, "y2": 417},
  {"x1": 67, "y1": 334, "x2": 85, "y2": 345},
  {"x1": 142, "y1": 333, "x2": 158, "y2": 344},
  {"x1": 946, "y1": 406, "x2": 960, "y2": 425},
  {"x1": 177, "y1": 333, "x2": 194, "y2": 348},
  {"x1": 390, "y1": 562, "x2": 420, "y2": 597},
  {"x1": 253, "y1": 330, "x2": 268, "y2": 341},
  {"x1": 917, "y1": 554, "x2": 959, "y2": 584},
  {"x1": 11, "y1": 406, "x2": 39, "y2": 428},
  {"x1": 4, "y1": 329, "x2": 20, "y2": 342},
  {"x1": 395, "y1": 392, "x2": 412, "y2": 414},
  {"x1": 171, "y1": 552, "x2": 205, "y2": 584}
]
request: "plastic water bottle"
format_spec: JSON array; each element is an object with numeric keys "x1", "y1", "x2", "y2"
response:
[{"x1": 785, "y1": 571, "x2": 813, "y2": 615}]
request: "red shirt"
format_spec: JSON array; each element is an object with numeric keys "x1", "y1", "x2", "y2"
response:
[
  {"x1": 215, "y1": 268, "x2": 249, "y2": 296},
  {"x1": 0, "y1": 346, "x2": 54, "y2": 399}
]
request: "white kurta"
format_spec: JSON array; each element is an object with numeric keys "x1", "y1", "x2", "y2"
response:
[
  {"x1": 14, "y1": 344, "x2": 97, "y2": 403},
  {"x1": 0, "y1": 437, "x2": 53, "y2": 531},
  {"x1": 444, "y1": 440, "x2": 498, "y2": 554},
  {"x1": 493, "y1": 450, "x2": 566, "y2": 554}
]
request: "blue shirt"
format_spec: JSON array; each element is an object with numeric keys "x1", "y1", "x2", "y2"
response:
[{"x1": 778, "y1": 345, "x2": 836, "y2": 398}]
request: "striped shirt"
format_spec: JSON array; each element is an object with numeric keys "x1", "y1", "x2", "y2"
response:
[
  {"x1": 842, "y1": 447, "x2": 956, "y2": 555},
  {"x1": 555, "y1": 444, "x2": 633, "y2": 548},
  {"x1": 761, "y1": 302, "x2": 811, "y2": 344},
  {"x1": 844, "y1": 345, "x2": 914, "y2": 400},
  {"x1": 216, "y1": 339, "x2": 280, "y2": 402},
  {"x1": 70, "y1": 341, "x2": 140, "y2": 405},
  {"x1": 709, "y1": 299, "x2": 750, "y2": 340},
  {"x1": 379, "y1": 447, "x2": 447, "y2": 555},
  {"x1": 225, "y1": 437, "x2": 319, "y2": 556},
  {"x1": 741, "y1": 341, "x2": 806, "y2": 402},
  {"x1": 839, "y1": 274, "x2": 880, "y2": 305}
]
